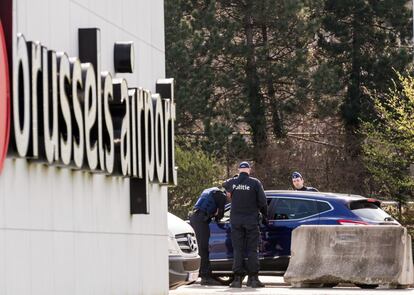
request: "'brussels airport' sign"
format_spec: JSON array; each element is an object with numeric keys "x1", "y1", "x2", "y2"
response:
[{"x1": 0, "y1": 24, "x2": 177, "y2": 214}]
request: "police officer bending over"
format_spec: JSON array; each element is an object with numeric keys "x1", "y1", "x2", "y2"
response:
[
  {"x1": 291, "y1": 171, "x2": 318, "y2": 192},
  {"x1": 190, "y1": 187, "x2": 227, "y2": 285},
  {"x1": 223, "y1": 162, "x2": 268, "y2": 288}
]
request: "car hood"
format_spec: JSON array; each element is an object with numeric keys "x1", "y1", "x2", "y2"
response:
[{"x1": 167, "y1": 212, "x2": 195, "y2": 237}]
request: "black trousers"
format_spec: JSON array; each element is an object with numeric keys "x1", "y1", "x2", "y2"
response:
[
  {"x1": 231, "y1": 223, "x2": 260, "y2": 276},
  {"x1": 190, "y1": 211, "x2": 211, "y2": 277}
]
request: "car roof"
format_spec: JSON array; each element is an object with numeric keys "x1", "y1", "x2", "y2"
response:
[{"x1": 264, "y1": 190, "x2": 369, "y2": 204}]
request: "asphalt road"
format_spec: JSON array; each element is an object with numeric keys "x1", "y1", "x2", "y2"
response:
[{"x1": 170, "y1": 277, "x2": 414, "y2": 295}]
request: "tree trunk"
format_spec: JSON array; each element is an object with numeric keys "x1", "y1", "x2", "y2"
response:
[
  {"x1": 243, "y1": 1, "x2": 267, "y2": 159},
  {"x1": 261, "y1": 24, "x2": 285, "y2": 138}
]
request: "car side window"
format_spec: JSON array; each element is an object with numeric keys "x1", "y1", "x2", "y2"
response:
[
  {"x1": 273, "y1": 198, "x2": 318, "y2": 220},
  {"x1": 316, "y1": 201, "x2": 331, "y2": 213},
  {"x1": 267, "y1": 198, "x2": 278, "y2": 220},
  {"x1": 273, "y1": 199, "x2": 291, "y2": 220}
]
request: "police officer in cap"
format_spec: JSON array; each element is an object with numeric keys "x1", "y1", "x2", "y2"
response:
[
  {"x1": 223, "y1": 161, "x2": 268, "y2": 288},
  {"x1": 291, "y1": 171, "x2": 318, "y2": 192},
  {"x1": 190, "y1": 187, "x2": 227, "y2": 285}
]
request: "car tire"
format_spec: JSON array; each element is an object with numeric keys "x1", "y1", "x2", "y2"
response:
[{"x1": 355, "y1": 284, "x2": 378, "y2": 289}]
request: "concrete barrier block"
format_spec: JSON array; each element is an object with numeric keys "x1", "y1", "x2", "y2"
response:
[{"x1": 284, "y1": 225, "x2": 414, "y2": 288}]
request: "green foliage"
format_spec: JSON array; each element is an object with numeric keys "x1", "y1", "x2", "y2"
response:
[
  {"x1": 314, "y1": 0, "x2": 412, "y2": 193},
  {"x1": 316, "y1": 0, "x2": 412, "y2": 130},
  {"x1": 165, "y1": 0, "x2": 413, "y2": 196},
  {"x1": 362, "y1": 73, "x2": 414, "y2": 203},
  {"x1": 165, "y1": 0, "x2": 325, "y2": 157},
  {"x1": 168, "y1": 145, "x2": 223, "y2": 219}
]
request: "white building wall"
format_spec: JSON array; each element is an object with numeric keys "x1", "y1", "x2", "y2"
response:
[{"x1": 0, "y1": 0, "x2": 169, "y2": 294}]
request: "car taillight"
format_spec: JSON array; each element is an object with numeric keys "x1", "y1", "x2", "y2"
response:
[{"x1": 337, "y1": 219, "x2": 368, "y2": 225}]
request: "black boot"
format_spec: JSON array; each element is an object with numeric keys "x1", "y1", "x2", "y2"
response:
[
  {"x1": 248, "y1": 275, "x2": 265, "y2": 288},
  {"x1": 246, "y1": 276, "x2": 252, "y2": 287},
  {"x1": 200, "y1": 276, "x2": 221, "y2": 286},
  {"x1": 229, "y1": 275, "x2": 242, "y2": 288}
]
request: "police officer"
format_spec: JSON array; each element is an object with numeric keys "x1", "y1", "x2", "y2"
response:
[
  {"x1": 223, "y1": 162, "x2": 268, "y2": 288},
  {"x1": 291, "y1": 171, "x2": 318, "y2": 192},
  {"x1": 190, "y1": 187, "x2": 227, "y2": 285}
]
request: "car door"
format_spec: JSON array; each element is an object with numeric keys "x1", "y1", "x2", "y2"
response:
[
  {"x1": 262, "y1": 197, "x2": 319, "y2": 257},
  {"x1": 209, "y1": 197, "x2": 272, "y2": 261},
  {"x1": 209, "y1": 204, "x2": 233, "y2": 260}
]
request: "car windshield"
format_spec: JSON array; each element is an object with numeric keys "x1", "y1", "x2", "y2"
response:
[{"x1": 350, "y1": 201, "x2": 394, "y2": 222}]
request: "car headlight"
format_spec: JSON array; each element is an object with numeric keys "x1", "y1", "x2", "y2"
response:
[{"x1": 168, "y1": 236, "x2": 181, "y2": 255}]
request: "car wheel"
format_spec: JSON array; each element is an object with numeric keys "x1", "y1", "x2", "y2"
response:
[
  {"x1": 355, "y1": 284, "x2": 378, "y2": 289},
  {"x1": 211, "y1": 274, "x2": 235, "y2": 285}
]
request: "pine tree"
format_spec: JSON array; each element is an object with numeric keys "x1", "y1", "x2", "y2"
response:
[
  {"x1": 317, "y1": 0, "x2": 411, "y2": 137},
  {"x1": 165, "y1": 0, "x2": 323, "y2": 160},
  {"x1": 313, "y1": 0, "x2": 412, "y2": 193}
]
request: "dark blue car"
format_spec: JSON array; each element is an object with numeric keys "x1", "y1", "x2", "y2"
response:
[{"x1": 208, "y1": 190, "x2": 399, "y2": 284}]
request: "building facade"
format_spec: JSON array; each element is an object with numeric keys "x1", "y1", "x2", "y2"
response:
[{"x1": 0, "y1": 0, "x2": 175, "y2": 294}]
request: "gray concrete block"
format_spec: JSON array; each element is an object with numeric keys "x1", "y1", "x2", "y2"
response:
[{"x1": 283, "y1": 225, "x2": 414, "y2": 289}]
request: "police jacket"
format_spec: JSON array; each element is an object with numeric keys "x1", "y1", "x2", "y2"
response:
[
  {"x1": 223, "y1": 172, "x2": 268, "y2": 225},
  {"x1": 296, "y1": 186, "x2": 318, "y2": 192},
  {"x1": 194, "y1": 187, "x2": 227, "y2": 221}
]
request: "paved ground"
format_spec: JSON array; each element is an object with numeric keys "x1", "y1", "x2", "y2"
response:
[{"x1": 170, "y1": 277, "x2": 414, "y2": 295}]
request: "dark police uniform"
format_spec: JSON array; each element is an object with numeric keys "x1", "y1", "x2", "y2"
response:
[
  {"x1": 190, "y1": 187, "x2": 226, "y2": 283},
  {"x1": 223, "y1": 172, "x2": 268, "y2": 285},
  {"x1": 296, "y1": 186, "x2": 318, "y2": 192}
]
